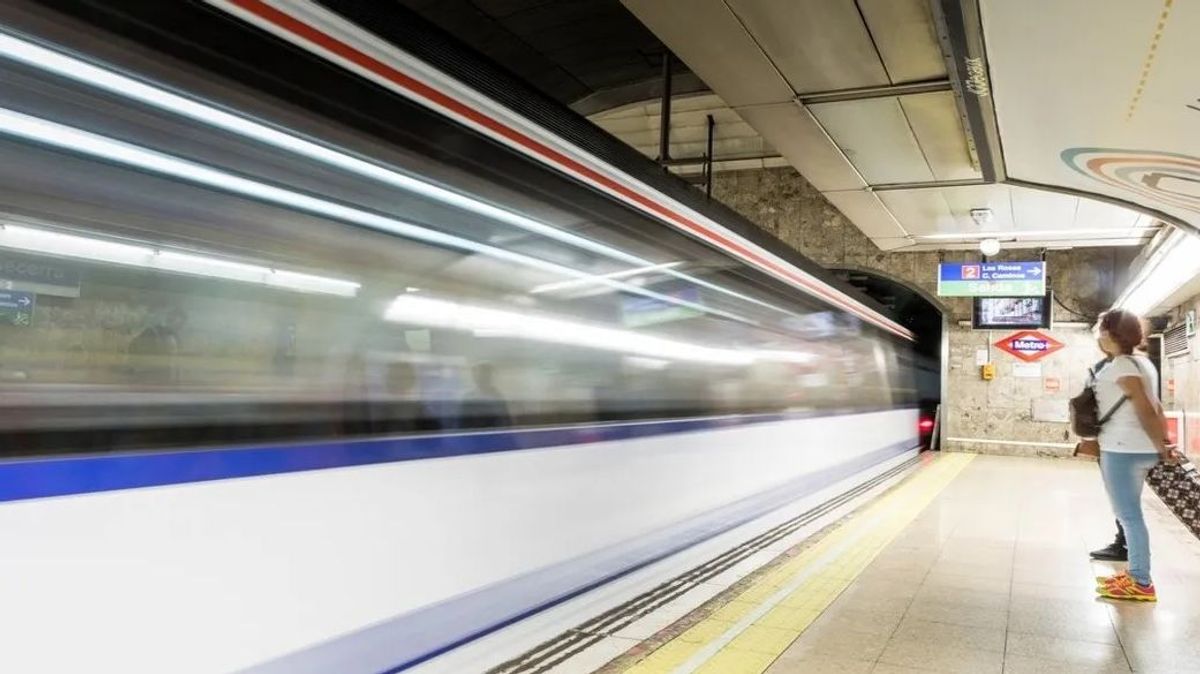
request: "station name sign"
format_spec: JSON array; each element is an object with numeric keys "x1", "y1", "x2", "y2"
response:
[{"x1": 938, "y1": 261, "x2": 1046, "y2": 297}]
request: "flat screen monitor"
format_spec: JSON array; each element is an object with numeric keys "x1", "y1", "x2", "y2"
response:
[{"x1": 972, "y1": 293, "x2": 1052, "y2": 330}]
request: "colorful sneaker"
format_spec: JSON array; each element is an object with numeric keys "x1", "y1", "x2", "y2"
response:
[
  {"x1": 1097, "y1": 579, "x2": 1156, "y2": 602},
  {"x1": 1095, "y1": 571, "x2": 1130, "y2": 586}
]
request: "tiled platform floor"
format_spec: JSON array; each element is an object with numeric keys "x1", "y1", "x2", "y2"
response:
[{"x1": 765, "y1": 454, "x2": 1200, "y2": 674}]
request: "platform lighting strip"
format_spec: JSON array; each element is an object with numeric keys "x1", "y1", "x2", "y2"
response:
[
  {"x1": 385, "y1": 294, "x2": 816, "y2": 367},
  {"x1": 0, "y1": 222, "x2": 361, "y2": 297},
  {"x1": 0, "y1": 107, "x2": 755, "y2": 324},
  {"x1": 918, "y1": 226, "x2": 1160, "y2": 241},
  {"x1": 0, "y1": 24, "x2": 913, "y2": 340},
  {"x1": 1114, "y1": 228, "x2": 1200, "y2": 315},
  {"x1": 0, "y1": 32, "x2": 792, "y2": 326}
]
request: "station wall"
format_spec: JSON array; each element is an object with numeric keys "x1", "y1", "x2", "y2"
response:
[
  {"x1": 1162, "y1": 296, "x2": 1200, "y2": 460},
  {"x1": 712, "y1": 167, "x2": 1137, "y2": 457}
]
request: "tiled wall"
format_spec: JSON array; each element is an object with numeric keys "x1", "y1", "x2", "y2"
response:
[{"x1": 712, "y1": 167, "x2": 1137, "y2": 457}]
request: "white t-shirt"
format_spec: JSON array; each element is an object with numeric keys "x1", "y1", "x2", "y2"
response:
[{"x1": 1095, "y1": 354, "x2": 1160, "y2": 453}]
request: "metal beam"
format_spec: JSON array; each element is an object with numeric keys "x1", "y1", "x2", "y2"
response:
[
  {"x1": 867, "y1": 178, "x2": 987, "y2": 192},
  {"x1": 569, "y1": 74, "x2": 709, "y2": 117},
  {"x1": 795, "y1": 78, "x2": 952, "y2": 106},
  {"x1": 930, "y1": 0, "x2": 1006, "y2": 182},
  {"x1": 705, "y1": 113, "x2": 715, "y2": 200},
  {"x1": 657, "y1": 52, "x2": 672, "y2": 163},
  {"x1": 662, "y1": 153, "x2": 782, "y2": 167}
]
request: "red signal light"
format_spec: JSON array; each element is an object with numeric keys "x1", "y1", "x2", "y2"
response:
[{"x1": 918, "y1": 418, "x2": 935, "y2": 433}]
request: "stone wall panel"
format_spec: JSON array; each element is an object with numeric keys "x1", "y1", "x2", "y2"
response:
[{"x1": 711, "y1": 166, "x2": 1136, "y2": 458}]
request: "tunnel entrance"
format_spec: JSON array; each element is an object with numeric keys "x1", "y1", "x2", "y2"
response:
[{"x1": 833, "y1": 268, "x2": 946, "y2": 446}]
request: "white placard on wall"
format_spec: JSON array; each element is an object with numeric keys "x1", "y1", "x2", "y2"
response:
[{"x1": 1012, "y1": 362, "x2": 1043, "y2": 378}]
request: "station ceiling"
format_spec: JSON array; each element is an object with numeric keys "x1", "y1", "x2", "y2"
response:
[{"x1": 400, "y1": 0, "x2": 1188, "y2": 255}]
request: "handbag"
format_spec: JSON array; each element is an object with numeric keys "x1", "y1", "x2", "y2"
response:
[{"x1": 1147, "y1": 457, "x2": 1200, "y2": 540}]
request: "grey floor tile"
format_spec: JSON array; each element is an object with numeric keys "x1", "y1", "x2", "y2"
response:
[{"x1": 877, "y1": 638, "x2": 1003, "y2": 674}]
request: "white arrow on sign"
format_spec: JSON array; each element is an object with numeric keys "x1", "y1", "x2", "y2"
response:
[
  {"x1": 1029, "y1": 267, "x2": 1042, "y2": 276},
  {"x1": 17, "y1": 296, "x2": 31, "y2": 307}
]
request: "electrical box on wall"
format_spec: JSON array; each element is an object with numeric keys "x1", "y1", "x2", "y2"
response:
[{"x1": 981, "y1": 363, "x2": 996, "y2": 381}]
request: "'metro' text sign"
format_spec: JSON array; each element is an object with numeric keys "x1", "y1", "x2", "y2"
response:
[
  {"x1": 994, "y1": 330, "x2": 1064, "y2": 363},
  {"x1": 938, "y1": 261, "x2": 1046, "y2": 297}
]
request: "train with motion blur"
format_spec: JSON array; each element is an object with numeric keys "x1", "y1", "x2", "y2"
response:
[{"x1": 0, "y1": 2, "x2": 933, "y2": 672}]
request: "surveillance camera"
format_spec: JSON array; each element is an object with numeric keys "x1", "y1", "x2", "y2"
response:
[{"x1": 970, "y1": 208, "x2": 994, "y2": 226}]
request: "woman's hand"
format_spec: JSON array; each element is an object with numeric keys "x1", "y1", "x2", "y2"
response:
[{"x1": 1158, "y1": 443, "x2": 1182, "y2": 465}]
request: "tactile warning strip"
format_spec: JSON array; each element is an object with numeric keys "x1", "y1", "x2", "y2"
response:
[{"x1": 620, "y1": 453, "x2": 974, "y2": 674}]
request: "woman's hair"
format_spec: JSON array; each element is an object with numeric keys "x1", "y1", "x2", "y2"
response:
[{"x1": 1098, "y1": 309, "x2": 1145, "y2": 354}]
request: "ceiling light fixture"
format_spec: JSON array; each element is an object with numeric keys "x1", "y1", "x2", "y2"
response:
[
  {"x1": 1114, "y1": 228, "x2": 1200, "y2": 315},
  {"x1": 918, "y1": 226, "x2": 1159, "y2": 241}
]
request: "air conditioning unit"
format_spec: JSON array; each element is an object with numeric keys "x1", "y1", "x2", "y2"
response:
[{"x1": 1163, "y1": 322, "x2": 1190, "y2": 359}]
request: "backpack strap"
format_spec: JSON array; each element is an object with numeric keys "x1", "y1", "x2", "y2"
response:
[
  {"x1": 1097, "y1": 393, "x2": 1128, "y2": 426},
  {"x1": 1095, "y1": 356, "x2": 1134, "y2": 426},
  {"x1": 1097, "y1": 355, "x2": 1155, "y2": 425}
]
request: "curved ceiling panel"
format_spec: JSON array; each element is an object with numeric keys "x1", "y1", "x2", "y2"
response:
[{"x1": 982, "y1": 0, "x2": 1200, "y2": 233}]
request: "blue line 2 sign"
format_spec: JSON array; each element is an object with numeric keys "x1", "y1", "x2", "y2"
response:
[
  {"x1": 938, "y1": 262, "x2": 1046, "y2": 297},
  {"x1": 0, "y1": 290, "x2": 35, "y2": 327}
]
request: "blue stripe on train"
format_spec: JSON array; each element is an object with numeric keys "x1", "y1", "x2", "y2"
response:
[
  {"x1": 0, "y1": 407, "x2": 912, "y2": 502},
  {"x1": 246, "y1": 439, "x2": 920, "y2": 674}
]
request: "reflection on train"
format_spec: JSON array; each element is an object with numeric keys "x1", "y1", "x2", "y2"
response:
[
  {"x1": 0, "y1": 5, "x2": 926, "y2": 673},
  {"x1": 0, "y1": 47, "x2": 916, "y2": 454}
]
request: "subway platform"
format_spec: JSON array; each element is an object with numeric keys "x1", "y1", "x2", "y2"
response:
[{"x1": 459, "y1": 454, "x2": 1200, "y2": 674}]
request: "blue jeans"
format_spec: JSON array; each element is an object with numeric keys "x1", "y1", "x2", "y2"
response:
[{"x1": 1100, "y1": 451, "x2": 1159, "y2": 585}]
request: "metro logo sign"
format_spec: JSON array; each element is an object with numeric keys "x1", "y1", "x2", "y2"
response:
[{"x1": 994, "y1": 330, "x2": 1064, "y2": 363}]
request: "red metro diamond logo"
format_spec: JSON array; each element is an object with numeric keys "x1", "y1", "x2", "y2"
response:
[{"x1": 995, "y1": 330, "x2": 1064, "y2": 363}]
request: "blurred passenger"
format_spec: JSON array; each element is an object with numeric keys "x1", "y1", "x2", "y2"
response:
[
  {"x1": 273, "y1": 321, "x2": 297, "y2": 377},
  {"x1": 128, "y1": 307, "x2": 186, "y2": 386},
  {"x1": 376, "y1": 361, "x2": 440, "y2": 433},
  {"x1": 1092, "y1": 309, "x2": 1181, "y2": 602},
  {"x1": 460, "y1": 363, "x2": 511, "y2": 428}
]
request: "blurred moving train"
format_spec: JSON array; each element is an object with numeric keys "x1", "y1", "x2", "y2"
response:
[{"x1": 0, "y1": 2, "x2": 935, "y2": 672}]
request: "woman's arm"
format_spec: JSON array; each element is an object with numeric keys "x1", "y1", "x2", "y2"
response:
[{"x1": 1116, "y1": 374, "x2": 1179, "y2": 462}]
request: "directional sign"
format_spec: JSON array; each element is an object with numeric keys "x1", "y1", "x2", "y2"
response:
[
  {"x1": 994, "y1": 330, "x2": 1063, "y2": 363},
  {"x1": 938, "y1": 261, "x2": 1046, "y2": 297},
  {"x1": 0, "y1": 290, "x2": 34, "y2": 327}
]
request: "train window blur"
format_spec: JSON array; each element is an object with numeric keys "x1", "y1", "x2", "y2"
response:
[{"x1": 0, "y1": 32, "x2": 915, "y2": 456}]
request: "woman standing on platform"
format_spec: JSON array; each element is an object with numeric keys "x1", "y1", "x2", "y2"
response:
[{"x1": 1093, "y1": 309, "x2": 1180, "y2": 602}]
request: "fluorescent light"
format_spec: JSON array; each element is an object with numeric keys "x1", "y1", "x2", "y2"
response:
[
  {"x1": 0, "y1": 223, "x2": 361, "y2": 296},
  {"x1": 0, "y1": 107, "x2": 754, "y2": 325},
  {"x1": 0, "y1": 31, "x2": 794, "y2": 320},
  {"x1": 530, "y1": 261, "x2": 681, "y2": 294},
  {"x1": 1114, "y1": 229, "x2": 1200, "y2": 315},
  {"x1": 384, "y1": 294, "x2": 814, "y2": 366},
  {"x1": 918, "y1": 227, "x2": 1159, "y2": 240}
]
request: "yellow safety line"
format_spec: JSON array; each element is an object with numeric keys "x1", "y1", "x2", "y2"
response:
[
  {"x1": 1126, "y1": 0, "x2": 1174, "y2": 122},
  {"x1": 621, "y1": 453, "x2": 974, "y2": 674}
]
